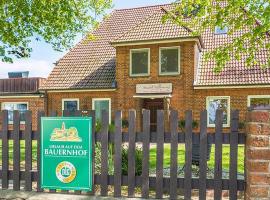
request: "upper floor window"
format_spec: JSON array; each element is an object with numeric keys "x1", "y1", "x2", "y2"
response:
[
  {"x1": 130, "y1": 48, "x2": 150, "y2": 76},
  {"x1": 62, "y1": 99, "x2": 79, "y2": 112},
  {"x1": 1, "y1": 102, "x2": 28, "y2": 124},
  {"x1": 159, "y1": 46, "x2": 180, "y2": 75},
  {"x1": 206, "y1": 96, "x2": 230, "y2": 127},
  {"x1": 248, "y1": 95, "x2": 270, "y2": 107},
  {"x1": 215, "y1": 26, "x2": 228, "y2": 34}
]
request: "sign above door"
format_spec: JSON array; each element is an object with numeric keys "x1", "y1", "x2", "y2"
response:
[{"x1": 136, "y1": 83, "x2": 172, "y2": 94}]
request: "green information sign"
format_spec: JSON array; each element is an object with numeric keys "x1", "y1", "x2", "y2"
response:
[{"x1": 41, "y1": 117, "x2": 92, "y2": 191}]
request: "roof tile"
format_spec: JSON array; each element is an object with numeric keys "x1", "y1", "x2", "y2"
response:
[{"x1": 41, "y1": 3, "x2": 270, "y2": 90}]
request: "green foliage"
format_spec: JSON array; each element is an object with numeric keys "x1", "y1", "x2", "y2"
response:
[
  {"x1": 0, "y1": 0, "x2": 113, "y2": 62},
  {"x1": 122, "y1": 119, "x2": 129, "y2": 129},
  {"x1": 95, "y1": 142, "x2": 114, "y2": 175},
  {"x1": 95, "y1": 119, "x2": 115, "y2": 133},
  {"x1": 164, "y1": 0, "x2": 270, "y2": 72},
  {"x1": 238, "y1": 121, "x2": 246, "y2": 130},
  {"x1": 94, "y1": 119, "x2": 143, "y2": 176},
  {"x1": 178, "y1": 119, "x2": 199, "y2": 131},
  {"x1": 94, "y1": 143, "x2": 143, "y2": 176},
  {"x1": 121, "y1": 147, "x2": 143, "y2": 176},
  {"x1": 109, "y1": 123, "x2": 115, "y2": 133},
  {"x1": 95, "y1": 120, "x2": 102, "y2": 133}
]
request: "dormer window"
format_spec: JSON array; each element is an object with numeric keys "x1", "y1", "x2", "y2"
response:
[
  {"x1": 215, "y1": 26, "x2": 228, "y2": 34},
  {"x1": 130, "y1": 48, "x2": 150, "y2": 77}
]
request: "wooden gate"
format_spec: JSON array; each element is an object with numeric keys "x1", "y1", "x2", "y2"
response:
[{"x1": 0, "y1": 109, "x2": 245, "y2": 199}]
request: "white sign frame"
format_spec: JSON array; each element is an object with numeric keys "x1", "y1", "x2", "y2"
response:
[{"x1": 136, "y1": 83, "x2": 172, "y2": 94}]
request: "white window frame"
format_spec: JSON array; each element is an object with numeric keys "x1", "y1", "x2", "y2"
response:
[
  {"x1": 206, "y1": 96, "x2": 230, "y2": 128},
  {"x1": 62, "y1": 98, "x2": 80, "y2": 111},
  {"x1": 1, "y1": 102, "x2": 29, "y2": 124},
  {"x1": 215, "y1": 26, "x2": 228, "y2": 34},
  {"x1": 247, "y1": 95, "x2": 270, "y2": 107},
  {"x1": 159, "y1": 46, "x2": 181, "y2": 76},
  {"x1": 130, "y1": 48, "x2": 150, "y2": 77},
  {"x1": 92, "y1": 98, "x2": 112, "y2": 123}
]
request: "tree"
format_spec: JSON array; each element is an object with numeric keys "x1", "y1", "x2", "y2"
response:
[
  {"x1": 164, "y1": 0, "x2": 270, "y2": 72},
  {"x1": 0, "y1": 0, "x2": 113, "y2": 62}
]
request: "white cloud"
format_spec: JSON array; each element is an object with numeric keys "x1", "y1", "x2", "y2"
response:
[{"x1": 0, "y1": 59, "x2": 54, "y2": 78}]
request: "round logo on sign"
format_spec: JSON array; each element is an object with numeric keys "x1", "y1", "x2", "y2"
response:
[{"x1": 56, "y1": 161, "x2": 76, "y2": 183}]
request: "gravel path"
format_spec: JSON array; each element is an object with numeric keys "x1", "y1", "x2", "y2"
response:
[{"x1": 0, "y1": 190, "x2": 153, "y2": 200}]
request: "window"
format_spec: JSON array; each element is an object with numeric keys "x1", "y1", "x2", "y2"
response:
[
  {"x1": 248, "y1": 95, "x2": 270, "y2": 107},
  {"x1": 159, "y1": 47, "x2": 180, "y2": 75},
  {"x1": 62, "y1": 99, "x2": 79, "y2": 111},
  {"x1": 1, "y1": 102, "x2": 28, "y2": 123},
  {"x1": 206, "y1": 96, "x2": 230, "y2": 127},
  {"x1": 215, "y1": 26, "x2": 228, "y2": 34},
  {"x1": 130, "y1": 48, "x2": 150, "y2": 76},
  {"x1": 92, "y1": 98, "x2": 111, "y2": 123}
]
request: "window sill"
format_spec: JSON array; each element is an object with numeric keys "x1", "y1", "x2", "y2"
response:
[
  {"x1": 129, "y1": 74, "x2": 150, "y2": 78},
  {"x1": 159, "y1": 73, "x2": 180, "y2": 76},
  {"x1": 8, "y1": 122, "x2": 26, "y2": 125},
  {"x1": 207, "y1": 125, "x2": 230, "y2": 128},
  {"x1": 214, "y1": 33, "x2": 228, "y2": 35}
]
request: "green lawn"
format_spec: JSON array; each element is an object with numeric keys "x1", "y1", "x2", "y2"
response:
[
  {"x1": 0, "y1": 141, "x2": 244, "y2": 174},
  {"x1": 0, "y1": 140, "x2": 38, "y2": 168},
  {"x1": 149, "y1": 144, "x2": 245, "y2": 174}
]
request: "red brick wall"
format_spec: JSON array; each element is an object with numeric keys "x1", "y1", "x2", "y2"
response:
[
  {"x1": 115, "y1": 41, "x2": 270, "y2": 131},
  {"x1": 116, "y1": 42, "x2": 197, "y2": 130},
  {"x1": 46, "y1": 41, "x2": 270, "y2": 132},
  {"x1": 0, "y1": 97, "x2": 45, "y2": 130},
  {"x1": 193, "y1": 89, "x2": 270, "y2": 132},
  {"x1": 245, "y1": 108, "x2": 270, "y2": 199}
]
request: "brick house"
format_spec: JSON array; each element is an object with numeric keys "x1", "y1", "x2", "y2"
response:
[
  {"x1": 40, "y1": 4, "x2": 270, "y2": 132},
  {"x1": 0, "y1": 72, "x2": 45, "y2": 130}
]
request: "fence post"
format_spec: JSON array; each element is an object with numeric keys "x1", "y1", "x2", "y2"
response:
[
  {"x1": 13, "y1": 110, "x2": 21, "y2": 191},
  {"x1": 128, "y1": 110, "x2": 136, "y2": 197},
  {"x1": 114, "y1": 111, "x2": 122, "y2": 197},
  {"x1": 245, "y1": 106, "x2": 270, "y2": 200},
  {"x1": 37, "y1": 110, "x2": 45, "y2": 192},
  {"x1": 1, "y1": 110, "x2": 9, "y2": 189},
  {"x1": 25, "y1": 111, "x2": 33, "y2": 191}
]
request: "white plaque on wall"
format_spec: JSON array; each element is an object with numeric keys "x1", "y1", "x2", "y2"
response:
[{"x1": 136, "y1": 83, "x2": 172, "y2": 94}]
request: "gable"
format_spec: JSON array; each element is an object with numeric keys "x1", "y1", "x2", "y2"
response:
[{"x1": 41, "y1": 3, "x2": 270, "y2": 90}]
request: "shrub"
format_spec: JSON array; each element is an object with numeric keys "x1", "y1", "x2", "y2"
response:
[
  {"x1": 95, "y1": 120, "x2": 115, "y2": 133},
  {"x1": 238, "y1": 121, "x2": 245, "y2": 130},
  {"x1": 95, "y1": 144, "x2": 143, "y2": 176},
  {"x1": 94, "y1": 118, "x2": 142, "y2": 176},
  {"x1": 121, "y1": 147, "x2": 142, "y2": 176},
  {"x1": 122, "y1": 119, "x2": 129, "y2": 129},
  {"x1": 178, "y1": 120, "x2": 199, "y2": 131},
  {"x1": 109, "y1": 123, "x2": 115, "y2": 133},
  {"x1": 95, "y1": 120, "x2": 102, "y2": 132},
  {"x1": 95, "y1": 142, "x2": 114, "y2": 175}
]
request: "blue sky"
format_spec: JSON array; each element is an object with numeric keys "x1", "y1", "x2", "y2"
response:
[{"x1": 0, "y1": 0, "x2": 173, "y2": 78}]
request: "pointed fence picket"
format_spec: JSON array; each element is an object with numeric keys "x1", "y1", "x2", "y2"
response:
[{"x1": 0, "y1": 109, "x2": 245, "y2": 199}]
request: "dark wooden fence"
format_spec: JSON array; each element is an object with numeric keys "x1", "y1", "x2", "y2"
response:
[{"x1": 0, "y1": 109, "x2": 245, "y2": 199}]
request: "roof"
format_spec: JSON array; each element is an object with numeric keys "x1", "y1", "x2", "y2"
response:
[
  {"x1": 194, "y1": 29, "x2": 270, "y2": 86},
  {"x1": 111, "y1": 8, "x2": 195, "y2": 44},
  {"x1": 41, "y1": 4, "x2": 173, "y2": 90},
  {"x1": 41, "y1": 3, "x2": 270, "y2": 90}
]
